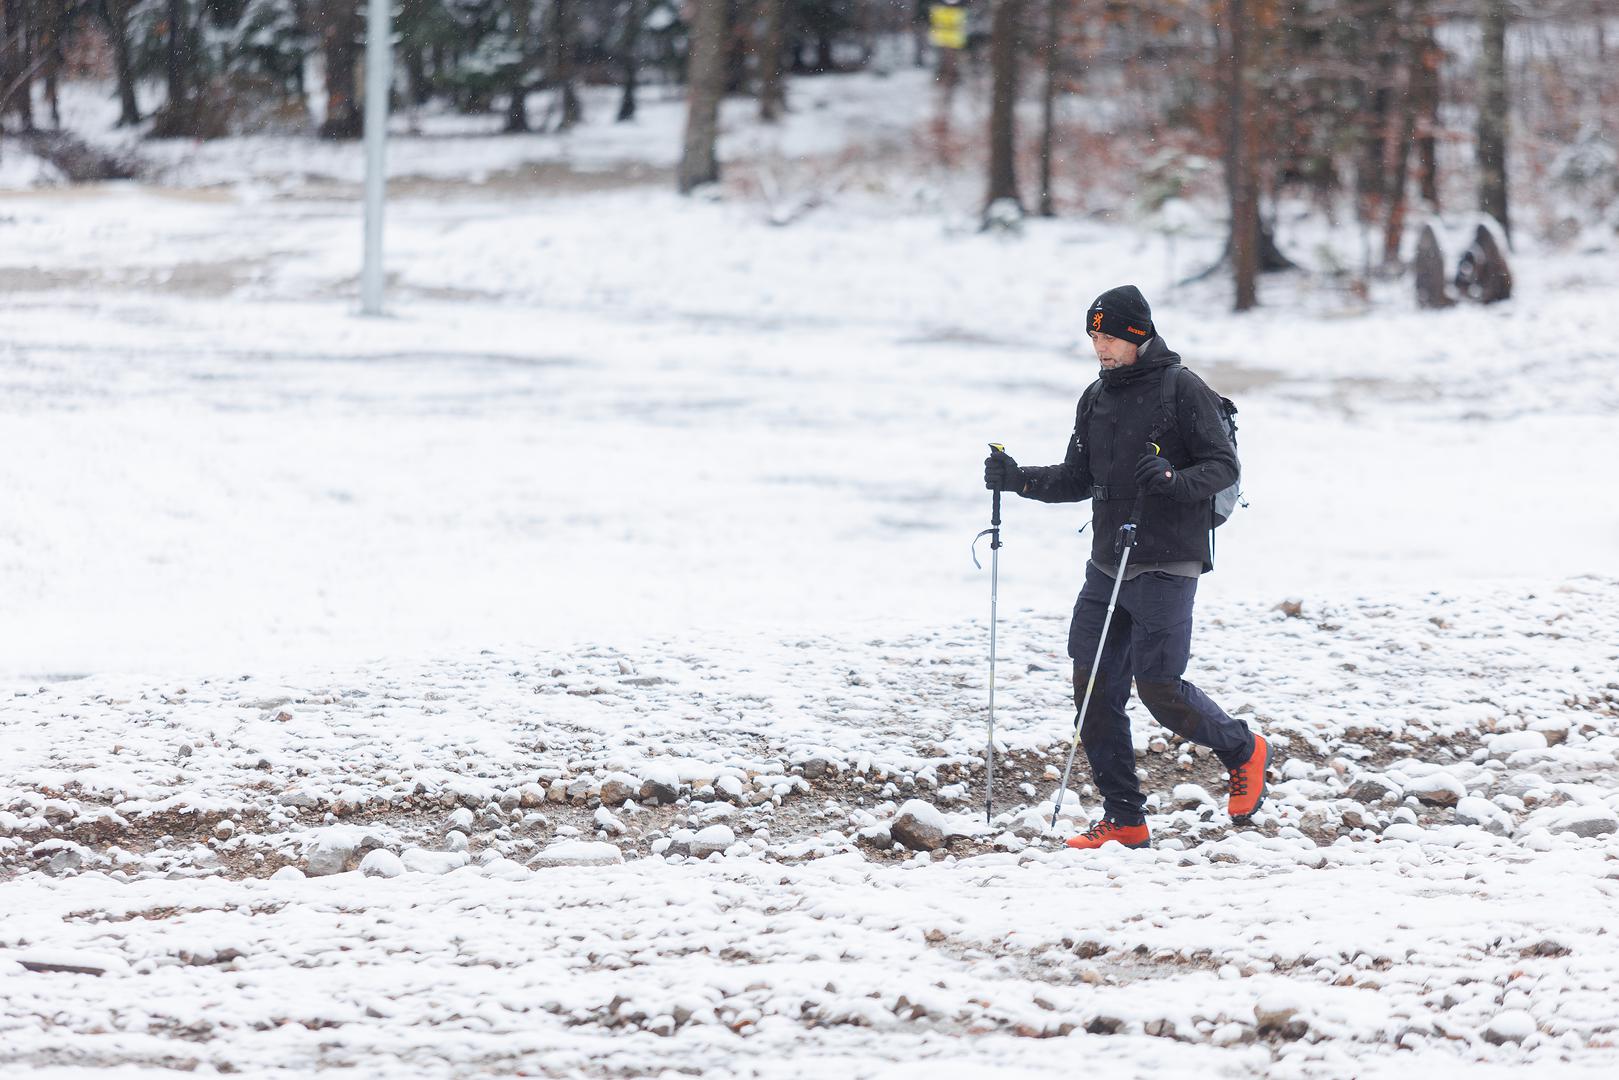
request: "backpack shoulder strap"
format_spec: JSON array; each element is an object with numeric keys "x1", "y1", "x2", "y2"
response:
[
  {"x1": 1077, "y1": 379, "x2": 1100, "y2": 431},
  {"x1": 1154, "y1": 363, "x2": 1184, "y2": 444}
]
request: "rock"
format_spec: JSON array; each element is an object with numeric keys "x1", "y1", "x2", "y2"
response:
[
  {"x1": 305, "y1": 832, "x2": 363, "y2": 877},
  {"x1": 530, "y1": 840, "x2": 626, "y2": 868},
  {"x1": 1404, "y1": 772, "x2": 1464, "y2": 807},
  {"x1": 1455, "y1": 796, "x2": 1513, "y2": 836},
  {"x1": 1347, "y1": 775, "x2": 1402, "y2": 805},
  {"x1": 400, "y1": 848, "x2": 471, "y2": 875},
  {"x1": 480, "y1": 857, "x2": 532, "y2": 881},
  {"x1": 1483, "y1": 1009, "x2": 1535, "y2": 1045},
  {"x1": 1485, "y1": 730, "x2": 1548, "y2": 757},
  {"x1": 639, "y1": 769, "x2": 681, "y2": 805},
  {"x1": 1454, "y1": 221, "x2": 1512, "y2": 304},
  {"x1": 15, "y1": 949, "x2": 127, "y2": 977},
  {"x1": 1340, "y1": 808, "x2": 1368, "y2": 831},
  {"x1": 890, "y1": 800, "x2": 947, "y2": 852},
  {"x1": 689, "y1": 825, "x2": 736, "y2": 859},
  {"x1": 715, "y1": 775, "x2": 746, "y2": 803},
  {"x1": 359, "y1": 850, "x2": 405, "y2": 878},
  {"x1": 1144, "y1": 1018, "x2": 1177, "y2": 1039},
  {"x1": 213, "y1": 820, "x2": 235, "y2": 840},
  {"x1": 1171, "y1": 783, "x2": 1212, "y2": 810},
  {"x1": 45, "y1": 848, "x2": 85, "y2": 876},
  {"x1": 1254, "y1": 997, "x2": 1299, "y2": 1032},
  {"x1": 546, "y1": 782, "x2": 569, "y2": 804},
  {"x1": 448, "y1": 807, "x2": 475, "y2": 832},
  {"x1": 599, "y1": 773, "x2": 639, "y2": 807},
  {"x1": 594, "y1": 806, "x2": 626, "y2": 836},
  {"x1": 518, "y1": 783, "x2": 546, "y2": 808},
  {"x1": 278, "y1": 790, "x2": 324, "y2": 811},
  {"x1": 1540, "y1": 805, "x2": 1619, "y2": 839},
  {"x1": 1528, "y1": 718, "x2": 1570, "y2": 746},
  {"x1": 270, "y1": 865, "x2": 305, "y2": 881},
  {"x1": 1414, "y1": 222, "x2": 1455, "y2": 309},
  {"x1": 796, "y1": 756, "x2": 836, "y2": 781},
  {"x1": 856, "y1": 823, "x2": 892, "y2": 849},
  {"x1": 444, "y1": 830, "x2": 470, "y2": 852}
]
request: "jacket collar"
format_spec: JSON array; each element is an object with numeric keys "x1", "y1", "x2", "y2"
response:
[{"x1": 1098, "y1": 335, "x2": 1181, "y2": 387}]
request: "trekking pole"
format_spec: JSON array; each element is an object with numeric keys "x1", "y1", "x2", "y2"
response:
[
  {"x1": 1051, "y1": 442, "x2": 1159, "y2": 829},
  {"x1": 972, "y1": 443, "x2": 1007, "y2": 824}
]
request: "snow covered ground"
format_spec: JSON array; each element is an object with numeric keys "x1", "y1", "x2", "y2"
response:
[{"x1": 4, "y1": 70, "x2": 1619, "y2": 1077}]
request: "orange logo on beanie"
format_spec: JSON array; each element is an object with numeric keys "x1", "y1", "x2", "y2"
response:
[
  {"x1": 1091, "y1": 311, "x2": 1103, "y2": 332},
  {"x1": 1126, "y1": 325, "x2": 1147, "y2": 337}
]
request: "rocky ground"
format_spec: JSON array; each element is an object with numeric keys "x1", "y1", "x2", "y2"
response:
[{"x1": 4, "y1": 582, "x2": 1619, "y2": 1077}]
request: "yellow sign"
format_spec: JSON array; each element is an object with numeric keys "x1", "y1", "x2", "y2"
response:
[{"x1": 930, "y1": 5, "x2": 967, "y2": 50}]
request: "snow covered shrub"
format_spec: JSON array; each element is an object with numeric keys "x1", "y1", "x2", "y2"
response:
[{"x1": 1550, "y1": 127, "x2": 1618, "y2": 214}]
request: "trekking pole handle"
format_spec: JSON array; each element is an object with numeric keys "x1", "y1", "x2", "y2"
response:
[
  {"x1": 1120, "y1": 441, "x2": 1160, "y2": 552},
  {"x1": 988, "y1": 443, "x2": 1005, "y2": 534}
]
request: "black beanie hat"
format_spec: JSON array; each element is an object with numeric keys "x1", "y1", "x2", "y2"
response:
[{"x1": 1086, "y1": 285, "x2": 1154, "y2": 343}]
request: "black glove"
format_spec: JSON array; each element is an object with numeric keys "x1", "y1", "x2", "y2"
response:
[
  {"x1": 1134, "y1": 452, "x2": 1179, "y2": 497},
  {"x1": 984, "y1": 449, "x2": 1024, "y2": 492}
]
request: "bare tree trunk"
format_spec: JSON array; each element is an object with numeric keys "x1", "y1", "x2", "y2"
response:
[
  {"x1": 1478, "y1": 0, "x2": 1510, "y2": 236},
  {"x1": 759, "y1": 0, "x2": 785, "y2": 122},
  {"x1": 617, "y1": 0, "x2": 643, "y2": 122},
  {"x1": 2, "y1": 0, "x2": 36, "y2": 130},
  {"x1": 1036, "y1": 0, "x2": 1059, "y2": 217},
  {"x1": 503, "y1": 0, "x2": 531, "y2": 132},
  {"x1": 404, "y1": 46, "x2": 428, "y2": 106},
  {"x1": 1413, "y1": 13, "x2": 1440, "y2": 208},
  {"x1": 1353, "y1": 9, "x2": 1393, "y2": 227},
  {"x1": 547, "y1": 0, "x2": 582, "y2": 130},
  {"x1": 99, "y1": 0, "x2": 141, "y2": 126},
  {"x1": 1228, "y1": 0, "x2": 1258, "y2": 311},
  {"x1": 983, "y1": 0, "x2": 1023, "y2": 217},
  {"x1": 319, "y1": 2, "x2": 363, "y2": 139},
  {"x1": 678, "y1": 0, "x2": 726, "y2": 193},
  {"x1": 164, "y1": 0, "x2": 187, "y2": 112},
  {"x1": 40, "y1": 0, "x2": 64, "y2": 130},
  {"x1": 725, "y1": 0, "x2": 748, "y2": 94},
  {"x1": 931, "y1": 41, "x2": 959, "y2": 169},
  {"x1": 1381, "y1": 49, "x2": 1417, "y2": 266}
]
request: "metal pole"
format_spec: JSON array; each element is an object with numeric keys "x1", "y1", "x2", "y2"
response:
[
  {"x1": 1051, "y1": 535, "x2": 1133, "y2": 828},
  {"x1": 985, "y1": 486, "x2": 1001, "y2": 824},
  {"x1": 360, "y1": 0, "x2": 393, "y2": 316}
]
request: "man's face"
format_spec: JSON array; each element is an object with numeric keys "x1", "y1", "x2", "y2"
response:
[{"x1": 1089, "y1": 330, "x2": 1139, "y2": 369}]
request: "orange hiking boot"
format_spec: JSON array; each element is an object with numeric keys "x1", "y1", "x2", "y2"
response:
[
  {"x1": 1227, "y1": 734, "x2": 1270, "y2": 819},
  {"x1": 1065, "y1": 819, "x2": 1151, "y2": 851}
]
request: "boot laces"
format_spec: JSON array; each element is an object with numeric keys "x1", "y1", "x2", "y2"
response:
[
  {"x1": 1084, "y1": 820, "x2": 1120, "y2": 841},
  {"x1": 1229, "y1": 764, "x2": 1249, "y2": 797}
]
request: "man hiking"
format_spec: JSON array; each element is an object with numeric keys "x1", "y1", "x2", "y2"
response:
[{"x1": 983, "y1": 285, "x2": 1269, "y2": 851}]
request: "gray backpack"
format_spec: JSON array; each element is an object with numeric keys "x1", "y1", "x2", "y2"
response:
[{"x1": 1155, "y1": 365, "x2": 1244, "y2": 529}]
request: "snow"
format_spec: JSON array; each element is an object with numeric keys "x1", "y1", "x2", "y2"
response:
[
  {"x1": 530, "y1": 840, "x2": 624, "y2": 868},
  {"x1": 4, "y1": 66, "x2": 1619, "y2": 1078}
]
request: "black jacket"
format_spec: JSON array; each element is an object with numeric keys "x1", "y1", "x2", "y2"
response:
[{"x1": 1017, "y1": 336, "x2": 1239, "y2": 572}]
